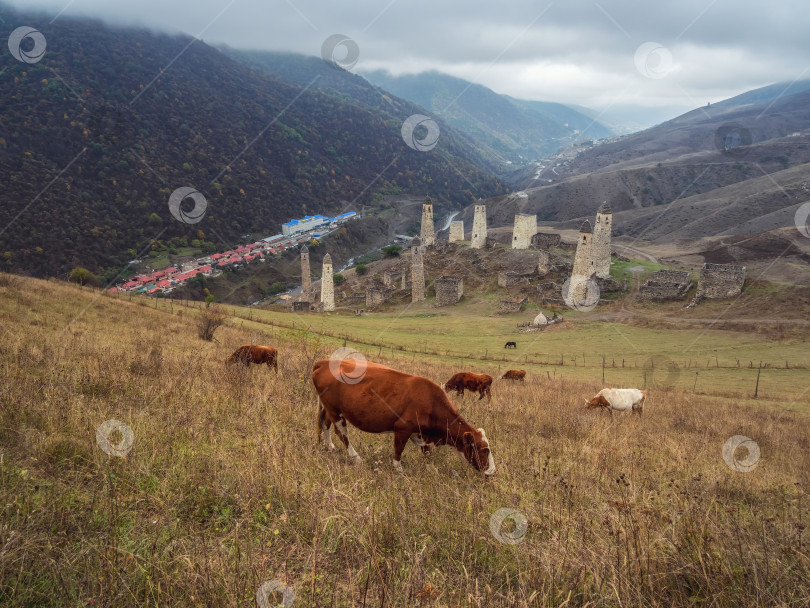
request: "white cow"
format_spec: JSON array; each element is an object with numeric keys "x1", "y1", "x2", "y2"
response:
[{"x1": 585, "y1": 388, "x2": 646, "y2": 415}]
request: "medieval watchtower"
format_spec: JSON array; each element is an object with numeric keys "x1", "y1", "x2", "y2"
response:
[
  {"x1": 300, "y1": 244, "x2": 311, "y2": 300},
  {"x1": 592, "y1": 202, "x2": 612, "y2": 278},
  {"x1": 411, "y1": 236, "x2": 425, "y2": 302},
  {"x1": 471, "y1": 204, "x2": 487, "y2": 249},
  {"x1": 420, "y1": 198, "x2": 435, "y2": 248},
  {"x1": 320, "y1": 253, "x2": 335, "y2": 312}
]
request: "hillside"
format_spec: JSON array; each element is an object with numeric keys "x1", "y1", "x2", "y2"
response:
[
  {"x1": 0, "y1": 9, "x2": 505, "y2": 280},
  {"x1": 482, "y1": 88, "x2": 810, "y2": 268},
  {"x1": 362, "y1": 70, "x2": 612, "y2": 163},
  {"x1": 1, "y1": 273, "x2": 809, "y2": 605}
]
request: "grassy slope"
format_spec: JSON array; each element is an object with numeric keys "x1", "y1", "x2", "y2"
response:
[
  {"x1": 1, "y1": 274, "x2": 809, "y2": 606},
  {"x1": 222, "y1": 298, "x2": 810, "y2": 404}
]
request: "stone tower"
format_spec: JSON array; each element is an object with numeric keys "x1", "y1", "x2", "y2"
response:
[
  {"x1": 471, "y1": 204, "x2": 487, "y2": 249},
  {"x1": 512, "y1": 213, "x2": 536, "y2": 249},
  {"x1": 411, "y1": 236, "x2": 425, "y2": 302},
  {"x1": 320, "y1": 253, "x2": 335, "y2": 312},
  {"x1": 592, "y1": 202, "x2": 612, "y2": 278},
  {"x1": 569, "y1": 221, "x2": 595, "y2": 305},
  {"x1": 448, "y1": 221, "x2": 464, "y2": 243},
  {"x1": 420, "y1": 198, "x2": 435, "y2": 248},
  {"x1": 572, "y1": 220, "x2": 594, "y2": 278},
  {"x1": 300, "y1": 244, "x2": 311, "y2": 300}
]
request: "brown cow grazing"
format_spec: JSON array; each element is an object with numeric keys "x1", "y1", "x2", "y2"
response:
[
  {"x1": 443, "y1": 372, "x2": 493, "y2": 401},
  {"x1": 313, "y1": 359, "x2": 495, "y2": 475},
  {"x1": 226, "y1": 345, "x2": 278, "y2": 372},
  {"x1": 501, "y1": 369, "x2": 526, "y2": 382}
]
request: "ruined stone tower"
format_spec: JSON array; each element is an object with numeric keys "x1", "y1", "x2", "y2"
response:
[
  {"x1": 471, "y1": 204, "x2": 487, "y2": 249},
  {"x1": 320, "y1": 253, "x2": 335, "y2": 312},
  {"x1": 299, "y1": 244, "x2": 311, "y2": 300},
  {"x1": 566, "y1": 221, "x2": 597, "y2": 306},
  {"x1": 512, "y1": 213, "x2": 536, "y2": 249},
  {"x1": 572, "y1": 220, "x2": 594, "y2": 278},
  {"x1": 448, "y1": 221, "x2": 464, "y2": 243},
  {"x1": 592, "y1": 202, "x2": 612, "y2": 278},
  {"x1": 411, "y1": 236, "x2": 425, "y2": 302},
  {"x1": 420, "y1": 198, "x2": 435, "y2": 248}
]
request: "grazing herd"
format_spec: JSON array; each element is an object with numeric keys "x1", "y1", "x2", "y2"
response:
[{"x1": 225, "y1": 343, "x2": 646, "y2": 476}]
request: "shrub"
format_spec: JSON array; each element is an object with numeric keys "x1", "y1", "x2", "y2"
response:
[
  {"x1": 382, "y1": 245, "x2": 402, "y2": 257},
  {"x1": 355, "y1": 264, "x2": 368, "y2": 275},
  {"x1": 197, "y1": 305, "x2": 225, "y2": 341},
  {"x1": 333, "y1": 273, "x2": 345, "y2": 285}
]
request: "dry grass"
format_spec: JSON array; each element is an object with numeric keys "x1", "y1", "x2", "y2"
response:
[{"x1": 1, "y1": 275, "x2": 809, "y2": 607}]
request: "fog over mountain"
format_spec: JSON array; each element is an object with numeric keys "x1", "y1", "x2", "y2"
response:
[{"x1": 4, "y1": 0, "x2": 810, "y2": 127}]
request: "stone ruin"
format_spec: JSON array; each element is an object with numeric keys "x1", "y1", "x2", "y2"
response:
[
  {"x1": 637, "y1": 270, "x2": 693, "y2": 301},
  {"x1": 497, "y1": 297, "x2": 527, "y2": 314},
  {"x1": 292, "y1": 301, "x2": 311, "y2": 312},
  {"x1": 531, "y1": 233, "x2": 561, "y2": 250},
  {"x1": 434, "y1": 275, "x2": 463, "y2": 306},
  {"x1": 512, "y1": 214, "x2": 537, "y2": 249},
  {"x1": 345, "y1": 293, "x2": 366, "y2": 305},
  {"x1": 497, "y1": 271, "x2": 523, "y2": 288},
  {"x1": 687, "y1": 263, "x2": 746, "y2": 308},
  {"x1": 382, "y1": 269, "x2": 401, "y2": 288},
  {"x1": 366, "y1": 280, "x2": 394, "y2": 308},
  {"x1": 448, "y1": 221, "x2": 465, "y2": 243},
  {"x1": 537, "y1": 251, "x2": 550, "y2": 276}
]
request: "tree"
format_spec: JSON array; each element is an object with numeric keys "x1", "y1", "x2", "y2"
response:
[
  {"x1": 69, "y1": 267, "x2": 99, "y2": 286},
  {"x1": 382, "y1": 245, "x2": 402, "y2": 257},
  {"x1": 355, "y1": 264, "x2": 368, "y2": 275},
  {"x1": 333, "y1": 273, "x2": 345, "y2": 285}
]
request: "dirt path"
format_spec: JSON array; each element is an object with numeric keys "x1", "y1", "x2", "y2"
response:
[{"x1": 612, "y1": 243, "x2": 658, "y2": 263}]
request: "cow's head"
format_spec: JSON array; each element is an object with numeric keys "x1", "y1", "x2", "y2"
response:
[
  {"x1": 584, "y1": 395, "x2": 610, "y2": 409},
  {"x1": 462, "y1": 428, "x2": 495, "y2": 476}
]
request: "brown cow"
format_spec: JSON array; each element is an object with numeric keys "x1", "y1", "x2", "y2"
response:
[
  {"x1": 313, "y1": 359, "x2": 495, "y2": 475},
  {"x1": 443, "y1": 372, "x2": 493, "y2": 401},
  {"x1": 501, "y1": 369, "x2": 526, "y2": 382},
  {"x1": 226, "y1": 345, "x2": 278, "y2": 372}
]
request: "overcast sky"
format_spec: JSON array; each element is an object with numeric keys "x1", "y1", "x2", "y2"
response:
[{"x1": 4, "y1": 0, "x2": 809, "y2": 126}]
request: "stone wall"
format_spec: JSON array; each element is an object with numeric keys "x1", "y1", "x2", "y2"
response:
[
  {"x1": 497, "y1": 297, "x2": 527, "y2": 314},
  {"x1": 434, "y1": 275, "x2": 463, "y2": 306},
  {"x1": 448, "y1": 221, "x2": 465, "y2": 243},
  {"x1": 697, "y1": 263, "x2": 746, "y2": 299},
  {"x1": 531, "y1": 233, "x2": 561, "y2": 250},
  {"x1": 292, "y1": 301, "x2": 310, "y2": 312},
  {"x1": 345, "y1": 293, "x2": 366, "y2": 305},
  {"x1": 497, "y1": 271, "x2": 523, "y2": 287},
  {"x1": 512, "y1": 214, "x2": 537, "y2": 249},
  {"x1": 637, "y1": 270, "x2": 693, "y2": 300},
  {"x1": 471, "y1": 204, "x2": 487, "y2": 249}
]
